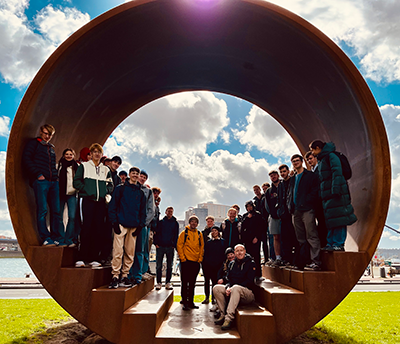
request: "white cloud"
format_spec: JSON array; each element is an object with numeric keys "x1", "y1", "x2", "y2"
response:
[
  {"x1": 233, "y1": 105, "x2": 298, "y2": 158},
  {"x1": 220, "y1": 130, "x2": 230, "y2": 144},
  {"x1": 381, "y1": 231, "x2": 391, "y2": 238},
  {"x1": 110, "y1": 92, "x2": 229, "y2": 156},
  {"x1": 0, "y1": 116, "x2": 10, "y2": 137},
  {"x1": 379, "y1": 105, "x2": 400, "y2": 239},
  {"x1": 0, "y1": 2, "x2": 89, "y2": 87},
  {"x1": 269, "y1": 0, "x2": 400, "y2": 83},
  {"x1": 34, "y1": 5, "x2": 90, "y2": 44},
  {"x1": 0, "y1": 151, "x2": 12, "y2": 237}
]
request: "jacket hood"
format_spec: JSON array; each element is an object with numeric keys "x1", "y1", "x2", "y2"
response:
[
  {"x1": 318, "y1": 142, "x2": 336, "y2": 160},
  {"x1": 37, "y1": 137, "x2": 55, "y2": 147},
  {"x1": 124, "y1": 180, "x2": 141, "y2": 189},
  {"x1": 235, "y1": 253, "x2": 253, "y2": 263},
  {"x1": 163, "y1": 215, "x2": 177, "y2": 222}
]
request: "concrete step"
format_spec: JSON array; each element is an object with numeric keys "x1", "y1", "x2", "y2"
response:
[
  {"x1": 236, "y1": 303, "x2": 276, "y2": 344},
  {"x1": 155, "y1": 302, "x2": 241, "y2": 344},
  {"x1": 254, "y1": 278, "x2": 304, "y2": 314},
  {"x1": 263, "y1": 265, "x2": 336, "y2": 292},
  {"x1": 119, "y1": 289, "x2": 174, "y2": 344},
  {"x1": 88, "y1": 277, "x2": 155, "y2": 342}
]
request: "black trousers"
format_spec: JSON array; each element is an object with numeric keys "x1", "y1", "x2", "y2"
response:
[
  {"x1": 281, "y1": 214, "x2": 299, "y2": 265},
  {"x1": 245, "y1": 241, "x2": 261, "y2": 277},
  {"x1": 202, "y1": 262, "x2": 220, "y2": 298},
  {"x1": 78, "y1": 198, "x2": 107, "y2": 262},
  {"x1": 181, "y1": 260, "x2": 200, "y2": 305}
]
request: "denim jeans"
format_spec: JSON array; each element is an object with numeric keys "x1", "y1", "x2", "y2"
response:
[
  {"x1": 327, "y1": 226, "x2": 347, "y2": 248},
  {"x1": 156, "y1": 246, "x2": 174, "y2": 284},
  {"x1": 32, "y1": 180, "x2": 64, "y2": 244},
  {"x1": 60, "y1": 195, "x2": 77, "y2": 245},
  {"x1": 129, "y1": 226, "x2": 150, "y2": 281}
]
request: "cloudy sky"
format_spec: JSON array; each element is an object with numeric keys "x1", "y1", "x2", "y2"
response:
[{"x1": 0, "y1": 0, "x2": 399, "y2": 249}]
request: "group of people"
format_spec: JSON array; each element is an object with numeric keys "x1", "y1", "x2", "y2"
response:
[{"x1": 25, "y1": 124, "x2": 357, "y2": 330}]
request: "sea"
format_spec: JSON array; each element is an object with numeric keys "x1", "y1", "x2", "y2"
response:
[{"x1": 0, "y1": 258, "x2": 36, "y2": 278}]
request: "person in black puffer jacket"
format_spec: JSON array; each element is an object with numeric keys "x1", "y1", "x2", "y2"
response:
[
  {"x1": 202, "y1": 226, "x2": 225, "y2": 304},
  {"x1": 241, "y1": 201, "x2": 265, "y2": 279},
  {"x1": 213, "y1": 244, "x2": 256, "y2": 330},
  {"x1": 24, "y1": 124, "x2": 65, "y2": 247}
]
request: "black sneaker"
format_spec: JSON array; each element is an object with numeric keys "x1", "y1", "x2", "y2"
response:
[
  {"x1": 119, "y1": 277, "x2": 133, "y2": 288},
  {"x1": 108, "y1": 277, "x2": 119, "y2": 289},
  {"x1": 188, "y1": 303, "x2": 199, "y2": 309},
  {"x1": 332, "y1": 246, "x2": 345, "y2": 251},
  {"x1": 304, "y1": 263, "x2": 322, "y2": 271}
]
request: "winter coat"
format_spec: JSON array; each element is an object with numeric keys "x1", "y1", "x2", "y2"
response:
[
  {"x1": 317, "y1": 142, "x2": 357, "y2": 229},
  {"x1": 220, "y1": 218, "x2": 242, "y2": 249},
  {"x1": 265, "y1": 184, "x2": 280, "y2": 219},
  {"x1": 154, "y1": 215, "x2": 179, "y2": 248},
  {"x1": 108, "y1": 181, "x2": 146, "y2": 228},
  {"x1": 177, "y1": 226, "x2": 205, "y2": 263},
  {"x1": 141, "y1": 185, "x2": 155, "y2": 227},
  {"x1": 226, "y1": 253, "x2": 256, "y2": 290},
  {"x1": 241, "y1": 210, "x2": 264, "y2": 245},
  {"x1": 286, "y1": 169, "x2": 319, "y2": 214},
  {"x1": 203, "y1": 237, "x2": 225, "y2": 267},
  {"x1": 73, "y1": 161, "x2": 113, "y2": 202},
  {"x1": 24, "y1": 138, "x2": 58, "y2": 184}
]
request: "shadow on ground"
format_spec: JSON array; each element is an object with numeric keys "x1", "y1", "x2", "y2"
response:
[{"x1": 12, "y1": 321, "x2": 362, "y2": 344}]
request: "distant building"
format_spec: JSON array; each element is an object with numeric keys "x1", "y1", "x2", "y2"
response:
[{"x1": 185, "y1": 202, "x2": 231, "y2": 229}]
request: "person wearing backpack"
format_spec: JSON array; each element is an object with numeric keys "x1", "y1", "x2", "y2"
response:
[
  {"x1": 309, "y1": 140, "x2": 357, "y2": 251},
  {"x1": 177, "y1": 215, "x2": 204, "y2": 311}
]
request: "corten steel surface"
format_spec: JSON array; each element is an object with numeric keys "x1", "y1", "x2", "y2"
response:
[{"x1": 6, "y1": 0, "x2": 390, "y2": 343}]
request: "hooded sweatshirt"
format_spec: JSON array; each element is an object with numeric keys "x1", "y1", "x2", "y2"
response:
[{"x1": 177, "y1": 225, "x2": 204, "y2": 263}]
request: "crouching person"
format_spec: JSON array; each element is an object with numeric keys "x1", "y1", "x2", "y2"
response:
[
  {"x1": 213, "y1": 244, "x2": 256, "y2": 330},
  {"x1": 108, "y1": 167, "x2": 146, "y2": 288}
]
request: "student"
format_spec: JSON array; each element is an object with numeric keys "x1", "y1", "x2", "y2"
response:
[
  {"x1": 265, "y1": 170, "x2": 282, "y2": 265},
  {"x1": 108, "y1": 167, "x2": 146, "y2": 288},
  {"x1": 241, "y1": 200, "x2": 264, "y2": 280},
  {"x1": 130, "y1": 170, "x2": 155, "y2": 284},
  {"x1": 287, "y1": 154, "x2": 321, "y2": 271},
  {"x1": 202, "y1": 226, "x2": 225, "y2": 304},
  {"x1": 309, "y1": 140, "x2": 357, "y2": 251},
  {"x1": 260, "y1": 182, "x2": 272, "y2": 265},
  {"x1": 24, "y1": 124, "x2": 65, "y2": 246},
  {"x1": 149, "y1": 187, "x2": 162, "y2": 269},
  {"x1": 58, "y1": 148, "x2": 79, "y2": 247},
  {"x1": 220, "y1": 208, "x2": 241, "y2": 250},
  {"x1": 154, "y1": 206, "x2": 179, "y2": 290},
  {"x1": 277, "y1": 164, "x2": 298, "y2": 265},
  {"x1": 109, "y1": 156, "x2": 122, "y2": 190},
  {"x1": 202, "y1": 215, "x2": 215, "y2": 244},
  {"x1": 231, "y1": 205, "x2": 242, "y2": 222},
  {"x1": 213, "y1": 244, "x2": 256, "y2": 330},
  {"x1": 118, "y1": 171, "x2": 128, "y2": 184},
  {"x1": 177, "y1": 215, "x2": 204, "y2": 311},
  {"x1": 305, "y1": 151, "x2": 328, "y2": 248},
  {"x1": 73, "y1": 143, "x2": 113, "y2": 268}
]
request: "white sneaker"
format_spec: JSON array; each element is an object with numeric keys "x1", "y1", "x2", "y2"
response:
[
  {"x1": 210, "y1": 304, "x2": 218, "y2": 312},
  {"x1": 165, "y1": 283, "x2": 173, "y2": 290},
  {"x1": 75, "y1": 261, "x2": 85, "y2": 268},
  {"x1": 155, "y1": 283, "x2": 162, "y2": 290},
  {"x1": 89, "y1": 261, "x2": 102, "y2": 268}
]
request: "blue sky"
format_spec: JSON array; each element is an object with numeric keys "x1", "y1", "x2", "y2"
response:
[{"x1": 0, "y1": 0, "x2": 400, "y2": 249}]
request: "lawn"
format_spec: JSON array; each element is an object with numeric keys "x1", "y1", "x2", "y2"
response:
[
  {"x1": 310, "y1": 292, "x2": 400, "y2": 344},
  {"x1": 0, "y1": 299, "x2": 72, "y2": 344},
  {"x1": 0, "y1": 292, "x2": 399, "y2": 343}
]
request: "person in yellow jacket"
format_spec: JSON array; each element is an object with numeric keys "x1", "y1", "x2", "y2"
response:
[{"x1": 177, "y1": 215, "x2": 204, "y2": 310}]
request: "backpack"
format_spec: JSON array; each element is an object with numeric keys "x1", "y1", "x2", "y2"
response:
[
  {"x1": 183, "y1": 228, "x2": 202, "y2": 247},
  {"x1": 333, "y1": 151, "x2": 352, "y2": 180}
]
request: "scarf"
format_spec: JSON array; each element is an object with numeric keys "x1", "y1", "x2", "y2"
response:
[{"x1": 58, "y1": 158, "x2": 78, "y2": 198}]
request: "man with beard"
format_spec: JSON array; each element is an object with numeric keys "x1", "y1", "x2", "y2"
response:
[{"x1": 213, "y1": 244, "x2": 256, "y2": 330}]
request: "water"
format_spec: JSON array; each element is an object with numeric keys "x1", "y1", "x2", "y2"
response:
[{"x1": 0, "y1": 258, "x2": 36, "y2": 278}]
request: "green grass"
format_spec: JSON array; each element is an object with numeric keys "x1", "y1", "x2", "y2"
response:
[
  {"x1": 0, "y1": 299, "x2": 72, "y2": 344},
  {"x1": 1, "y1": 292, "x2": 399, "y2": 343},
  {"x1": 310, "y1": 292, "x2": 400, "y2": 344}
]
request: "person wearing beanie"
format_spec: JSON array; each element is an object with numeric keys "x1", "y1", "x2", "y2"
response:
[
  {"x1": 242, "y1": 200, "x2": 265, "y2": 280},
  {"x1": 79, "y1": 147, "x2": 90, "y2": 163},
  {"x1": 177, "y1": 215, "x2": 204, "y2": 310},
  {"x1": 202, "y1": 226, "x2": 225, "y2": 305}
]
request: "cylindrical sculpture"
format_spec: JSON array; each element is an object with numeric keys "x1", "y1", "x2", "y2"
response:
[{"x1": 6, "y1": 0, "x2": 390, "y2": 343}]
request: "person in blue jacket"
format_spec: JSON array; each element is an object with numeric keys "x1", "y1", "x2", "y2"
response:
[{"x1": 108, "y1": 167, "x2": 146, "y2": 289}]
